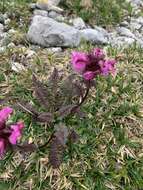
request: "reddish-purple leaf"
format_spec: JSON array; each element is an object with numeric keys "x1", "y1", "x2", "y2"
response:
[
  {"x1": 16, "y1": 142, "x2": 37, "y2": 152},
  {"x1": 48, "y1": 68, "x2": 60, "y2": 97},
  {"x1": 32, "y1": 75, "x2": 49, "y2": 109},
  {"x1": 75, "y1": 108, "x2": 87, "y2": 118},
  {"x1": 68, "y1": 129, "x2": 79, "y2": 143},
  {"x1": 73, "y1": 82, "x2": 84, "y2": 98},
  {"x1": 49, "y1": 124, "x2": 69, "y2": 168},
  {"x1": 37, "y1": 112, "x2": 54, "y2": 123},
  {"x1": 48, "y1": 68, "x2": 59, "y2": 82},
  {"x1": 57, "y1": 105, "x2": 76, "y2": 118},
  {"x1": 17, "y1": 102, "x2": 38, "y2": 115}
]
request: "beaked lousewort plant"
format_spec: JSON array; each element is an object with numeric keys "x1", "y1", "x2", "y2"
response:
[{"x1": 0, "y1": 48, "x2": 117, "y2": 168}]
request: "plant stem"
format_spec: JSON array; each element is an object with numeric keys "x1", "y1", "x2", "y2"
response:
[
  {"x1": 72, "y1": 80, "x2": 91, "y2": 112},
  {"x1": 38, "y1": 132, "x2": 54, "y2": 149},
  {"x1": 78, "y1": 82, "x2": 90, "y2": 107}
]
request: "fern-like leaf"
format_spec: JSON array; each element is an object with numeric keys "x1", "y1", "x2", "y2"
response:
[
  {"x1": 56, "y1": 105, "x2": 76, "y2": 119},
  {"x1": 32, "y1": 75, "x2": 49, "y2": 109},
  {"x1": 68, "y1": 129, "x2": 79, "y2": 143},
  {"x1": 49, "y1": 124, "x2": 69, "y2": 168},
  {"x1": 37, "y1": 112, "x2": 54, "y2": 123}
]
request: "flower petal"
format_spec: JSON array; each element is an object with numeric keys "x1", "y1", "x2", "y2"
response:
[
  {"x1": 0, "y1": 138, "x2": 6, "y2": 158},
  {"x1": 71, "y1": 51, "x2": 88, "y2": 73},
  {"x1": 9, "y1": 122, "x2": 24, "y2": 145},
  {"x1": 83, "y1": 71, "x2": 95, "y2": 80},
  {"x1": 92, "y1": 48, "x2": 105, "y2": 60},
  {"x1": 0, "y1": 107, "x2": 13, "y2": 129},
  {"x1": 99, "y1": 59, "x2": 116, "y2": 76}
]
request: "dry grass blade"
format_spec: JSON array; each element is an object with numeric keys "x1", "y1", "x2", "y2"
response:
[
  {"x1": 80, "y1": 0, "x2": 93, "y2": 9},
  {"x1": 17, "y1": 102, "x2": 38, "y2": 115}
]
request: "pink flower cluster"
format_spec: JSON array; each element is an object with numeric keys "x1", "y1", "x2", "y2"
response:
[
  {"x1": 71, "y1": 48, "x2": 117, "y2": 80},
  {"x1": 0, "y1": 107, "x2": 24, "y2": 158}
]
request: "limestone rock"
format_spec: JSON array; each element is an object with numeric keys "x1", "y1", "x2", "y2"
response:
[
  {"x1": 110, "y1": 36, "x2": 135, "y2": 47},
  {"x1": 79, "y1": 29, "x2": 108, "y2": 44},
  {"x1": 27, "y1": 15, "x2": 81, "y2": 47},
  {"x1": 116, "y1": 27, "x2": 136, "y2": 39},
  {"x1": 33, "y1": 9, "x2": 48, "y2": 17},
  {"x1": 0, "y1": 14, "x2": 5, "y2": 24},
  {"x1": 29, "y1": 3, "x2": 37, "y2": 10},
  {"x1": 73, "y1": 17, "x2": 86, "y2": 29},
  {"x1": 94, "y1": 26, "x2": 109, "y2": 38},
  {"x1": 0, "y1": 24, "x2": 4, "y2": 34},
  {"x1": 48, "y1": 11, "x2": 61, "y2": 19}
]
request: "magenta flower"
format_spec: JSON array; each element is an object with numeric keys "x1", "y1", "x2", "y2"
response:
[
  {"x1": 83, "y1": 71, "x2": 96, "y2": 80},
  {"x1": 0, "y1": 107, "x2": 13, "y2": 129},
  {"x1": 9, "y1": 122, "x2": 24, "y2": 145},
  {"x1": 0, "y1": 107, "x2": 24, "y2": 158},
  {"x1": 92, "y1": 48, "x2": 105, "y2": 60},
  {"x1": 71, "y1": 51, "x2": 89, "y2": 73},
  {"x1": 99, "y1": 59, "x2": 116, "y2": 76},
  {"x1": 71, "y1": 48, "x2": 117, "y2": 80},
  {"x1": 0, "y1": 138, "x2": 6, "y2": 157}
]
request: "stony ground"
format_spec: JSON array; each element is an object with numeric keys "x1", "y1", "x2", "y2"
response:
[{"x1": 0, "y1": 0, "x2": 143, "y2": 190}]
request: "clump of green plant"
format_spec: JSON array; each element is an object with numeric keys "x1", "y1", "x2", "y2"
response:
[
  {"x1": 0, "y1": 48, "x2": 117, "y2": 168},
  {"x1": 61, "y1": 0, "x2": 133, "y2": 26}
]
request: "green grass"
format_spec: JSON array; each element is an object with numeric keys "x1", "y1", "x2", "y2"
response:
[
  {"x1": 61, "y1": 0, "x2": 134, "y2": 27},
  {"x1": 0, "y1": 45, "x2": 143, "y2": 190}
]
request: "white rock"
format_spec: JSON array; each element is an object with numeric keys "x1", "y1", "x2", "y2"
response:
[
  {"x1": 79, "y1": 29, "x2": 108, "y2": 44},
  {"x1": 29, "y1": 3, "x2": 37, "y2": 10},
  {"x1": 127, "y1": 0, "x2": 143, "y2": 7},
  {"x1": 31, "y1": 45, "x2": 41, "y2": 51},
  {"x1": 27, "y1": 15, "x2": 81, "y2": 47},
  {"x1": 120, "y1": 21, "x2": 129, "y2": 27},
  {"x1": 34, "y1": 9, "x2": 48, "y2": 17},
  {"x1": 117, "y1": 27, "x2": 136, "y2": 38},
  {"x1": 55, "y1": 15, "x2": 65, "y2": 22},
  {"x1": 110, "y1": 36, "x2": 135, "y2": 47},
  {"x1": 0, "y1": 32, "x2": 8, "y2": 40},
  {"x1": 0, "y1": 23, "x2": 4, "y2": 33},
  {"x1": 135, "y1": 31, "x2": 143, "y2": 40},
  {"x1": 73, "y1": 17, "x2": 86, "y2": 29},
  {"x1": 134, "y1": 17, "x2": 143, "y2": 25},
  {"x1": 11, "y1": 62, "x2": 26, "y2": 73},
  {"x1": 94, "y1": 26, "x2": 109, "y2": 37},
  {"x1": 0, "y1": 14, "x2": 5, "y2": 24},
  {"x1": 130, "y1": 21, "x2": 141, "y2": 30},
  {"x1": 3, "y1": 13, "x2": 8, "y2": 19},
  {"x1": 4, "y1": 18, "x2": 11, "y2": 25},
  {"x1": 48, "y1": 11, "x2": 60, "y2": 19},
  {"x1": 0, "y1": 47, "x2": 6, "y2": 53},
  {"x1": 0, "y1": 34, "x2": 10, "y2": 46},
  {"x1": 46, "y1": 47, "x2": 62, "y2": 53}
]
